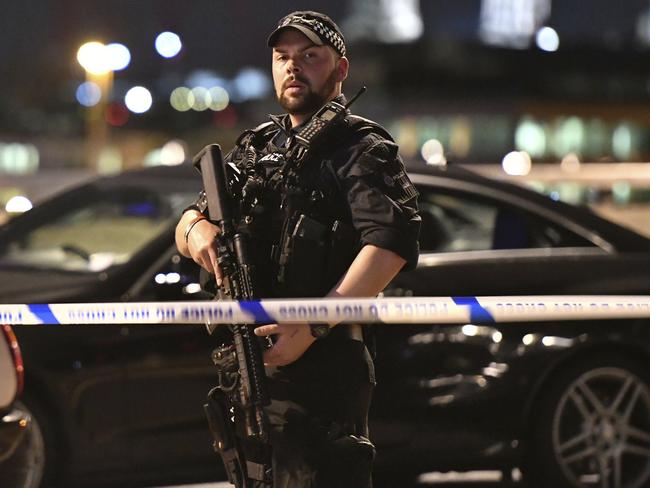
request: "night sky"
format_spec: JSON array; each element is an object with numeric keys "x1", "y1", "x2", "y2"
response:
[{"x1": 3, "y1": 0, "x2": 649, "y2": 92}]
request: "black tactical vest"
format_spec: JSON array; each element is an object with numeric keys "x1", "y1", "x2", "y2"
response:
[{"x1": 223, "y1": 114, "x2": 393, "y2": 298}]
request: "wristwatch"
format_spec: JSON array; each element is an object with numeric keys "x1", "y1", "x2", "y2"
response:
[{"x1": 308, "y1": 322, "x2": 331, "y2": 339}]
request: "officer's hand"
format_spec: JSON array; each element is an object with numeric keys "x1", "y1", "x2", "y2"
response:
[
  {"x1": 187, "y1": 219, "x2": 223, "y2": 284},
  {"x1": 254, "y1": 323, "x2": 315, "y2": 366}
]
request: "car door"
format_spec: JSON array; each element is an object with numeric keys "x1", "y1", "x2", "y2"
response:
[
  {"x1": 120, "y1": 246, "x2": 223, "y2": 479},
  {"x1": 370, "y1": 178, "x2": 650, "y2": 464},
  {"x1": 394, "y1": 181, "x2": 650, "y2": 297}
]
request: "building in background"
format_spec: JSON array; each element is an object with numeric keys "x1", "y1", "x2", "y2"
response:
[{"x1": 3, "y1": 0, "x2": 650, "y2": 209}]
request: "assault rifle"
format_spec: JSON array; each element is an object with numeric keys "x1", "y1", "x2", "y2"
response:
[{"x1": 195, "y1": 144, "x2": 272, "y2": 488}]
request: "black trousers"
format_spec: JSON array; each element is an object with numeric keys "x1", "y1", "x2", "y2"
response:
[{"x1": 265, "y1": 331, "x2": 376, "y2": 488}]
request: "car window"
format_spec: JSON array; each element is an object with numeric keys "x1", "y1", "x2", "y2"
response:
[
  {"x1": 0, "y1": 186, "x2": 196, "y2": 272},
  {"x1": 126, "y1": 246, "x2": 209, "y2": 302},
  {"x1": 417, "y1": 189, "x2": 593, "y2": 253}
]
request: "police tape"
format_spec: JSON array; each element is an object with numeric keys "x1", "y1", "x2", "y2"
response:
[{"x1": 2, "y1": 296, "x2": 650, "y2": 326}]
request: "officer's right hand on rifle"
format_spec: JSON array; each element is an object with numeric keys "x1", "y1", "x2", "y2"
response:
[{"x1": 175, "y1": 209, "x2": 223, "y2": 286}]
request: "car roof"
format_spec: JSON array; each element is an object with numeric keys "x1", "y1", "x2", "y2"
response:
[
  {"x1": 7, "y1": 161, "x2": 650, "y2": 253},
  {"x1": 98, "y1": 162, "x2": 201, "y2": 189},
  {"x1": 405, "y1": 161, "x2": 650, "y2": 252},
  {"x1": 96, "y1": 161, "x2": 650, "y2": 252}
]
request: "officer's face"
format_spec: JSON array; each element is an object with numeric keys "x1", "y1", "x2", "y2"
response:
[{"x1": 272, "y1": 29, "x2": 348, "y2": 117}]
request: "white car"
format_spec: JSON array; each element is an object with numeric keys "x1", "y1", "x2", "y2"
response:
[{"x1": 0, "y1": 325, "x2": 36, "y2": 487}]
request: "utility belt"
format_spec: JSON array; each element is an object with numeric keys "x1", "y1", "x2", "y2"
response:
[{"x1": 272, "y1": 213, "x2": 358, "y2": 298}]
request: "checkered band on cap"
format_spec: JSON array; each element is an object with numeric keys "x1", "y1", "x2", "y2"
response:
[{"x1": 279, "y1": 14, "x2": 346, "y2": 57}]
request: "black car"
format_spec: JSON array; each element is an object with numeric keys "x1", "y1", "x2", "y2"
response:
[
  {"x1": 1, "y1": 162, "x2": 650, "y2": 488},
  {"x1": 0, "y1": 324, "x2": 34, "y2": 487}
]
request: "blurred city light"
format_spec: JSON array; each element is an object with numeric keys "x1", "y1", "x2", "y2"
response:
[
  {"x1": 421, "y1": 139, "x2": 446, "y2": 166},
  {"x1": 551, "y1": 117, "x2": 584, "y2": 158},
  {"x1": 612, "y1": 181, "x2": 632, "y2": 204},
  {"x1": 212, "y1": 105, "x2": 238, "y2": 128},
  {"x1": 392, "y1": 119, "x2": 419, "y2": 159},
  {"x1": 105, "y1": 43, "x2": 131, "y2": 71},
  {"x1": 160, "y1": 140, "x2": 187, "y2": 166},
  {"x1": 515, "y1": 118, "x2": 546, "y2": 157},
  {"x1": 613, "y1": 123, "x2": 633, "y2": 160},
  {"x1": 502, "y1": 151, "x2": 532, "y2": 176},
  {"x1": 183, "y1": 283, "x2": 202, "y2": 294},
  {"x1": 170, "y1": 87, "x2": 193, "y2": 112},
  {"x1": 190, "y1": 87, "x2": 209, "y2": 111},
  {"x1": 0, "y1": 143, "x2": 39, "y2": 174},
  {"x1": 144, "y1": 140, "x2": 188, "y2": 167},
  {"x1": 541, "y1": 336, "x2": 569, "y2": 347},
  {"x1": 208, "y1": 86, "x2": 229, "y2": 111},
  {"x1": 480, "y1": 0, "x2": 551, "y2": 49},
  {"x1": 232, "y1": 67, "x2": 272, "y2": 101},
  {"x1": 167, "y1": 273, "x2": 181, "y2": 284},
  {"x1": 636, "y1": 5, "x2": 650, "y2": 46},
  {"x1": 76, "y1": 81, "x2": 102, "y2": 107},
  {"x1": 169, "y1": 85, "x2": 231, "y2": 112},
  {"x1": 124, "y1": 86, "x2": 153, "y2": 113},
  {"x1": 344, "y1": 0, "x2": 423, "y2": 43},
  {"x1": 77, "y1": 41, "x2": 112, "y2": 75},
  {"x1": 186, "y1": 70, "x2": 228, "y2": 90},
  {"x1": 561, "y1": 152, "x2": 581, "y2": 173},
  {"x1": 78, "y1": 41, "x2": 131, "y2": 74},
  {"x1": 449, "y1": 118, "x2": 472, "y2": 158},
  {"x1": 155, "y1": 31, "x2": 182, "y2": 58},
  {"x1": 97, "y1": 146, "x2": 123, "y2": 175},
  {"x1": 379, "y1": 0, "x2": 424, "y2": 43},
  {"x1": 155, "y1": 272, "x2": 181, "y2": 284},
  {"x1": 144, "y1": 149, "x2": 163, "y2": 167},
  {"x1": 5, "y1": 195, "x2": 32, "y2": 213},
  {"x1": 104, "y1": 103, "x2": 130, "y2": 126},
  {"x1": 536, "y1": 26, "x2": 560, "y2": 51},
  {"x1": 461, "y1": 324, "x2": 479, "y2": 337},
  {"x1": 584, "y1": 119, "x2": 609, "y2": 158}
]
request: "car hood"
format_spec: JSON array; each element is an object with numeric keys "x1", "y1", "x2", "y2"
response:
[{"x1": 0, "y1": 266, "x2": 110, "y2": 303}]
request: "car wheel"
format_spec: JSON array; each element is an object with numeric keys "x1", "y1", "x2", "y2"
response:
[
  {"x1": 524, "y1": 354, "x2": 650, "y2": 488},
  {"x1": 0, "y1": 400, "x2": 46, "y2": 488}
]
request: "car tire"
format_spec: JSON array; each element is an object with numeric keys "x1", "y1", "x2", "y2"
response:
[
  {"x1": 0, "y1": 400, "x2": 46, "y2": 488},
  {"x1": 523, "y1": 353, "x2": 650, "y2": 488}
]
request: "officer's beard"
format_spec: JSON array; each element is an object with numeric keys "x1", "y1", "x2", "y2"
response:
[{"x1": 278, "y1": 68, "x2": 338, "y2": 117}]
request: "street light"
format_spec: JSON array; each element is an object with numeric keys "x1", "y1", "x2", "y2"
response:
[{"x1": 76, "y1": 41, "x2": 130, "y2": 171}]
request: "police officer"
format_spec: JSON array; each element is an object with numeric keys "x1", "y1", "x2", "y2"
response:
[{"x1": 175, "y1": 10, "x2": 420, "y2": 488}]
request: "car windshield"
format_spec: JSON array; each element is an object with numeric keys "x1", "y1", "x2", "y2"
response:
[{"x1": 0, "y1": 185, "x2": 196, "y2": 272}]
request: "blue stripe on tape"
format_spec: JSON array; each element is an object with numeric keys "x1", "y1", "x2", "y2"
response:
[
  {"x1": 452, "y1": 296, "x2": 495, "y2": 324},
  {"x1": 27, "y1": 304, "x2": 60, "y2": 325},
  {"x1": 239, "y1": 301, "x2": 275, "y2": 324}
]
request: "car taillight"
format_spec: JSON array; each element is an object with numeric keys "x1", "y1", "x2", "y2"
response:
[{"x1": 1, "y1": 324, "x2": 24, "y2": 396}]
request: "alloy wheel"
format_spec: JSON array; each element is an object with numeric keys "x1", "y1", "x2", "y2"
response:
[{"x1": 552, "y1": 367, "x2": 650, "y2": 488}]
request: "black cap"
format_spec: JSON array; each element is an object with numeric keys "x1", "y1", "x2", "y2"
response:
[{"x1": 267, "y1": 11, "x2": 346, "y2": 57}]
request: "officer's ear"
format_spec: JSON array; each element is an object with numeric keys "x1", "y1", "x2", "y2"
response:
[{"x1": 335, "y1": 56, "x2": 349, "y2": 83}]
